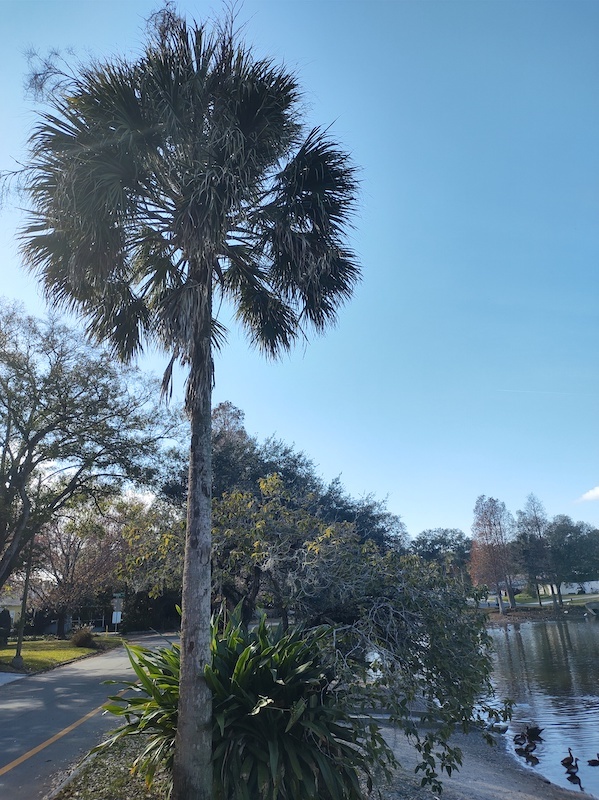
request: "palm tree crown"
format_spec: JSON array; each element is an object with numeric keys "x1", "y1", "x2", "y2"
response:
[{"x1": 23, "y1": 11, "x2": 359, "y2": 399}]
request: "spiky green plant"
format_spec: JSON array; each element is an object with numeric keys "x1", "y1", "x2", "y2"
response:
[
  {"x1": 98, "y1": 613, "x2": 394, "y2": 799},
  {"x1": 208, "y1": 615, "x2": 394, "y2": 800},
  {"x1": 99, "y1": 642, "x2": 180, "y2": 792}
]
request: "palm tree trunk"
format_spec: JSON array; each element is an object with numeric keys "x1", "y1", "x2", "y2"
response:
[{"x1": 172, "y1": 287, "x2": 214, "y2": 800}]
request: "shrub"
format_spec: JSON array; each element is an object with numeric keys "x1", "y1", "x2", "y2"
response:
[
  {"x1": 208, "y1": 616, "x2": 394, "y2": 800},
  {"x1": 97, "y1": 612, "x2": 395, "y2": 799},
  {"x1": 70, "y1": 627, "x2": 96, "y2": 648},
  {"x1": 0, "y1": 608, "x2": 11, "y2": 646}
]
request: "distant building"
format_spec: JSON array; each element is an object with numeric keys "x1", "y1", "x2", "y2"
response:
[
  {"x1": 540, "y1": 581, "x2": 599, "y2": 595},
  {"x1": 0, "y1": 591, "x2": 22, "y2": 624},
  {"x1": 562, "y1": 581, "x2": 599, "y2": 594}
]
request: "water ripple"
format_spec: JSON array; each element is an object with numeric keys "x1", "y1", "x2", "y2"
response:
[{"x1": 489, "y1": 620, "x2": 599, "y2": 797}]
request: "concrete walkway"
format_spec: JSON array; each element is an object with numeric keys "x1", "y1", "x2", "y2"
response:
[
  {"x1": 0, "y1": 633, "x2": 177, "y2": 800},
  {"x1": 0, "y1": 672, "x2": 26, "y2": 686}
]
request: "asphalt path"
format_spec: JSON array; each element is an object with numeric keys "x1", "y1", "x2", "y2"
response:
[{"x1": 0, "y1": 633, "x2": 178, "y2": 800}]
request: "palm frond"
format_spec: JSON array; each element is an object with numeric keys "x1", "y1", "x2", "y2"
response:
[
  {"x1": 235, "y1": 287, "x2": 299, "y2": 358},
  {"x1": 21, "y1": 9, "x2": 359, "y2": 391}
]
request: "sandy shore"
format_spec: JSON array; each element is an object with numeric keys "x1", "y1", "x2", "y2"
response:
[
  {"x1": 46, "y1": 720, "x2": 594, "y2": 800},
  {"x1": 381, "y1": 725, "x2": 594, "y2": 800}
]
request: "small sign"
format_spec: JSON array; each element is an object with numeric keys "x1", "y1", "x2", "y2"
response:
[{"x1": 112, "y1": 611, "x2": 122, "y2": 625}]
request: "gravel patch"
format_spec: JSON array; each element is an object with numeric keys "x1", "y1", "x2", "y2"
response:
[{"x1": 43, "y1": 738, "x2": 170, "y2": 800}]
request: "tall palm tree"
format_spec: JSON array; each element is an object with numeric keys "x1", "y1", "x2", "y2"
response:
[{"x1": 21, "y1": 11, "x2": 359, "y2": 800}]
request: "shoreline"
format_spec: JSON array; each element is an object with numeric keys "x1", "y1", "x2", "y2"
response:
[
  {"x1": 47, "y1": 719, "x2": 594, "y2": 800},
  {"x1": 380, "y1": 724, "x2": 595, "y2": 800},
  {"x1": 45, "y1": 706, "x2": 595, "y2": 800},
  {"x1": 485, "y1": 604, "x2": 588, "y2": 625}
]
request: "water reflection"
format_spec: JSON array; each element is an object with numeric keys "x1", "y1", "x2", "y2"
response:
[{"x1": 490, "y1": 619, "x2": 599, "y2": 797}]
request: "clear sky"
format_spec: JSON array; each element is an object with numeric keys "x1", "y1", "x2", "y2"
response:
[{"x1": 1, "y1": 0, "x2": 599, "y2": 538}]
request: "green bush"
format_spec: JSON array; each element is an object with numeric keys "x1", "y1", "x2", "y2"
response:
[
  {"x1": 70, "y1": 627, "x2": 96, "y2": 648},
  {"x1": 209, "y1": 616, "x2": 394, "y2": 800},
  {"x1": 98, "y1": 613, "x2": 394, "y2": 799}
]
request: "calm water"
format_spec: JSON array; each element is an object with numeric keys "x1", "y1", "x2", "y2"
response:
[{"x1": 489, "y1": 618, "x2": 599, "y2": 797}]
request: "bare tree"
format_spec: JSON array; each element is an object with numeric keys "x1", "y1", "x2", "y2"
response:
[
  {"x1": 30, "y1": 501, "x2": 124, "y2": 636},
  {"x1": 470, "y1": 495, "x2": 516, "y2": 612},
  {"x1": 0, "y1": 303, "x2": 171, "y2": 593},
  {"x1": 515, "y1": 493, "x2": 548, "y2": 606}
]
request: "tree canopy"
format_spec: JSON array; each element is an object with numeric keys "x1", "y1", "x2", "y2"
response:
[
  {"x1": 543, "y1": 515, "x2": 599, "y2": 601},
  {"x1": 29, "y1": 497, "x2": 125, "y2": 637},
  {"x1": 0, "y1": 301, "x2": 171, "y2": 593},
  {"x1": 410, "y1": 527, "x2": 471, "y2": 582}
]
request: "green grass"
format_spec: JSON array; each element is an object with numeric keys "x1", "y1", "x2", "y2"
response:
[
  {"x1": 560, "y1": 592, "x2": 599, "y2": 606},
  {"x1": 0, "y1": 635, "x2": 123, "y2": 673},
  {"x1": 514, "y1": 591, "x2": 599, "y2": 605},
  {"x1": 513, "y1": 592, "x2": 537, "y2": 603}
]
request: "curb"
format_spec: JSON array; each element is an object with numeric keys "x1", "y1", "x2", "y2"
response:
[{"x1": 41, "y1": 751, "x2": 98, "y2": 800}]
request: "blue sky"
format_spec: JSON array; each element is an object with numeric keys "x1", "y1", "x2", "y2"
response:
[{"x1": 1, "y1": 0, "x2": 599, "y2": 537}]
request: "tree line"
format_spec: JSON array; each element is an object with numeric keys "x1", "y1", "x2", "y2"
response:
[
  {"x1": 470, "y1": 493, "x2": 599, "y2": 610},
  {"x1": 0, "y1": 298, "x2": 408, "y2": 635},
  {"x1": 6, "y1": 302, "x2": 593, "y2": 638}
]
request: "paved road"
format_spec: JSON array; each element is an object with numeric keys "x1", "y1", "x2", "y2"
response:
[{"x1": 0, "y1": 633, "x2": 177, "y2": 800}]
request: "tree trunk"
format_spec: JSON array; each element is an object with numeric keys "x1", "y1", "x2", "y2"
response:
[
  {"x1": 57, "y1": 610, "x2": 67, "y2": 639},
  {"x1": 496, "y1": 583, "x2": 506, "y2": 614},
  {"x1": 12, "y1": 534, "x2": 34, "y2": 667},
  {"x1": 241, "y1": 565, "x2": 262, "y2": 628},
  {"x1": 506, "y1": 581, "x2": 516, "y2": 609},
  {"x1": 172, "y1": 290, "x2": 214, "y2": 800}
]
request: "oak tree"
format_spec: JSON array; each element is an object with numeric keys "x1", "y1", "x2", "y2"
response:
[{"x1": 0, "y1": 302, "x2": 169, "y2": 593}]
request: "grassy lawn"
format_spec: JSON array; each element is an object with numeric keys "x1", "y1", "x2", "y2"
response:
[
  {"x1": 560, "y1": 592, "x2": 599, "y2": 605},
  {"x1": 0, "y1": 635, "x2": 123, "y2": 673},
  {"x1": 514, "y1": 591, "x2": 599, "y2": 606}
]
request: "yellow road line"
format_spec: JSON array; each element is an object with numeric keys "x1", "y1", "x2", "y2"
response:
[{"x1": 0, "y1": 703, "x2": 105, "y2": 776}]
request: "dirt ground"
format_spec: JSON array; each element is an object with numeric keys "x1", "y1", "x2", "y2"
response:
[
  {"x1": 46, "y1": 723, "x2": 593, "y2": 800},
  {"x1": 380, "y1": 725, "x2": 594, "y2": 800}
]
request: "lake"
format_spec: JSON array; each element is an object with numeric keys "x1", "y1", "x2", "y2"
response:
[{"x1": 489, "y1": 617, "x2": 599, "y2": 797}]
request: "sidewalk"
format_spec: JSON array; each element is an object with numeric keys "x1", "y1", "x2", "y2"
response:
[
  {"x1": 0, "y1": 632, "x2": 178, "y2": 800},
  {"x1": 0, "y1": 672, "x2": 25, "y2": 686}
]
